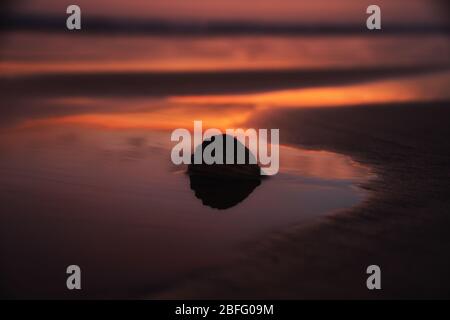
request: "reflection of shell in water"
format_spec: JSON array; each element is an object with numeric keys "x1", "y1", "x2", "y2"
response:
[{"x1": 188, "y1": 134, "x2": 261, "y2": 209}]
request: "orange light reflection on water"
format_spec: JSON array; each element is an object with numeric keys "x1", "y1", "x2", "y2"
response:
[
  {"x1": 169, "y1": 76, "x2": 448, "y2": 107},
  {"x1": 20, "y1": 108, "x2": 253, "y2": 131},
  {"x1": 17, "y1": 71, "x2": 450, "y2": 131}
]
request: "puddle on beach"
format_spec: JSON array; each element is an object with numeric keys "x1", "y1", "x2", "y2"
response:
[{"x1": 0, "y1": 126, "x2": 372, "y2": 297}]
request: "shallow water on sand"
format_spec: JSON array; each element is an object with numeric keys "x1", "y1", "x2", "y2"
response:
[{"x1": 0, "y1": 126, "x2": 371, "y2": 298}]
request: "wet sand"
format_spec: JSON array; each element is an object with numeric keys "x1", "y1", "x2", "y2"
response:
[
  {"x1": 0, "y1": 125, "x2": 369, "y2": 298},
  {"x1": 1, "y1": 0, "x2": 449, "y2": 301},
  {"x1": 155, "y1": 101, "x2": 450, "y2": 299}
]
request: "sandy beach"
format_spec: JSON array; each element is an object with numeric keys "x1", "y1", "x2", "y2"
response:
[
  {"x1": 155, "y1": 101, "x2": 450, "y2": 299},
  {"x1": 1, "y1": 0, "x2": 449, "y2": 300}
]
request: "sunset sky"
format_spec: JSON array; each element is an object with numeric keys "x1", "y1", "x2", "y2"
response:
[
  {"x1": 8, "y1": 0, "x2": 448, "y2": 23},
  {"x1": 1, "y1": 0, "x2": 449, "y2": 130}
]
